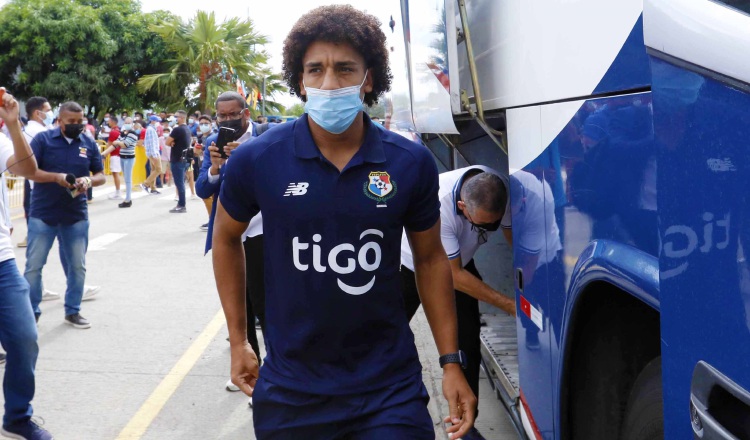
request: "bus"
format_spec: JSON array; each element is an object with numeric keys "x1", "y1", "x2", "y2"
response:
[{"x1": 393, "y1": 0, "x2": 750, "y2": 438}]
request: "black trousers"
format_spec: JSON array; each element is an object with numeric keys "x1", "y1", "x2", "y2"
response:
[
  {"x1": 400, "y1": 260, "x2": 482, "y2": 399},
  {"x1": 243, "y1": 235, "x2": 266, "y2": 365}
]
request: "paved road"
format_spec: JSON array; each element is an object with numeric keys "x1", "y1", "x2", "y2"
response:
[{"x1": 0, "y1": 182, "x2": 518, "y2": 439}]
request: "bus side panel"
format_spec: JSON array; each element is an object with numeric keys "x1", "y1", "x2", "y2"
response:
[
  {"x1": 509, "y1": 92, "x2": 656, "y2": 438},
  {"x1": 653, "y1": 57, "x2": 750, "y2": 439}
]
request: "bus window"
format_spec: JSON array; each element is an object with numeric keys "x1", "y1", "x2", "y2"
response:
[{"x1": 715, "y1": 0, "x2": 750, "y2": 14}]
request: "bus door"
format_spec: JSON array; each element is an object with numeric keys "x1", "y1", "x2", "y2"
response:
[{"x1": 644, "y1": 0, "x2": 750, "y2": 438}]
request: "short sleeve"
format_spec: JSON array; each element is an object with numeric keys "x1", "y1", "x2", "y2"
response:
[
  {"x1": 0, "y1": 134, "x2": 14, "y2": 171},
  {"x1": 108, "y1": 131, "x2": 119, "y2": 143},
  {"x1": 403, "y1": 148, "x2": 440, "y2": 232},
  {"x1": 88, "y1": 141, "x2": 104, "y2": 174},
  {"x1": 30, "y1": 135, "x2": 43, "y2": 169},
  {"x1": 219, "y1": 147, "x2": 259, "y2": 223},
  {"x1": 439, "y1": 211, "x2": 461, "y2": 260}
]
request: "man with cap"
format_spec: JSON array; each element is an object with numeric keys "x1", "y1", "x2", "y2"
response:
[{"x1": 140, "y1": 115, "x2": 163, "y2": 194}]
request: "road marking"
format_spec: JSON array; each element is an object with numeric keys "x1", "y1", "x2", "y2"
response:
[
  {"x1": 88, "y1": 233, "x2": 128, "y2": 251},
  {"x1": 116, "y1": 309, "x2": 226, "y2": 440}
]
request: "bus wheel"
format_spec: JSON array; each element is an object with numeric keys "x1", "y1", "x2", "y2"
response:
[{"x1": 620, "y1": 357, "x2": 664, "y2": 440}]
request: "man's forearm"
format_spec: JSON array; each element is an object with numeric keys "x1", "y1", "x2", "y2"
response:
[
  {"x1": 30, "y1": 169, "x2": 63, "y2": 184},
  {"x1": 212, "y1": 230, "x2": 249, "y2": 346},
  {"x1": 415, "y1": 256, "x2": 459, "y2": 356},
  {"x1": 453, "y1": 268, "x2": 516, "y2": 316},
  {"x1": 90, "y1": 173, "x2": 106, "y2": 187}
]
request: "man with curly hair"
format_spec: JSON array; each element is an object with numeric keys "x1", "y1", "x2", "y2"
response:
[{"x1": 212, "y1": 5, "x2": 476, "y2": 439}]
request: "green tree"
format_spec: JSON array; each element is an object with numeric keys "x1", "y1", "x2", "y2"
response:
[
  {"x1": 247, "y1": 71, "x2": 288, "y2": 117},
  {"x1": 138, "y1": 11, "x2": 269, "y2": 113},
  {"x1": 0, "y1": 0, "x2": 179, "y2": 114},
  {"x1": 286, "y1": 103, "x2": 305, "y2": 117}
]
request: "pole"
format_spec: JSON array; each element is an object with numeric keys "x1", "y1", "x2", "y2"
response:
[{"x1": 262, "y1": 76, "x2": 266, "y2": 117}]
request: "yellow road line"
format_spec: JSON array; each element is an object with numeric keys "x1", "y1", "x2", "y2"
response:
[{"x1": 116, "y1": 309, "x2": 226, "y2": 440}]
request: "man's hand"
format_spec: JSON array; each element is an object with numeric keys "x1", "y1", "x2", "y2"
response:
[
  {"x1": 225, "y1": 141, "x2": 241, "y2": 156},
  {"x1": 56, "y1": 173, "x2": 73, "y2": 188},
  {"x1": 230, "y1": 341, "x2": 260, "y2": 397},
  {"x1": 442, "y1": 365, "x2": 477, "y2": 439},
  {"x1": 0, "y1": 88, "x2": 20, "y2": 123},
  {"x1": 73, "y1": 176, "x2": 91, "y2": 192},
  {"x1": 495, "y1": 296, "x2": 517, "y2": 317},
  {"x1": 208, "y1": 143, "x2": 225, "y2": 175}
]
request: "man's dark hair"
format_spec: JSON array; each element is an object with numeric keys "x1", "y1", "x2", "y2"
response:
[
  {"x1": 59, "y1": 101, "x2": 84, "y2": 114},
  {"x1": 282, "y1": 4, "x2": 392, "y2": 107},
  {"x1": 199, "y1": 114, "x2": 212, "y2": 123},
  {"x1": 25, "y1": 96, "x2": 48, "y2": 117},
  {"x1": 461, "y1": 173, "x2": 507, "y2": 214},
  {"x1": 215, "y1": 92, "x2": 247, "y2": 110}
]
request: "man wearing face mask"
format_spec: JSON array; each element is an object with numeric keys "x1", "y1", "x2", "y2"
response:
[
  {"x1": 141, "y1": 115, "x2": 163, "y2": 195},
  {"x1": 400, "y1": 166, "x2": 516, "y2": 440},
  {"x1": 24, "y1": 101, "x2": 105, "y2": 330},
  {"x1": 213, "y1": 6, "x2": 477, "y2": 439},
  {"x1": 188, "y1": 112, "x2": 199, "y2": 137},
  {"x1": 165, "y1": 110, "x2": 191, "y2": 213},
  {"x1": 17, "y1": 97, "x2": 53, "y2": 250}
]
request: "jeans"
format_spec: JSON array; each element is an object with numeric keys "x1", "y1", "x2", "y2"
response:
[
  {"x1": 0, "y1": 259, "x2": 39, "y2": 426},
  {"x1": 171, "y1": 160, "x2": 187, "y2": 207},
  {"x1": 24, "y1": 218, "x2": 89, "y2": 316},
  {"x1": 121, "y1": 157, "x2": 135, "y2": 202}
]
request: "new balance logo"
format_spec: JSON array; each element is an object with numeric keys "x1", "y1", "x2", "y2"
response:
[{"x1": 284, "y1": 182, "x2": 309, "y2": 197}]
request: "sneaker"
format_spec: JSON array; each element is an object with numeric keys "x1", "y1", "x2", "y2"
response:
[
  {"x1": 82, "y1": 285, "x2": 100, "y2": 301},
  {"x1": 149, "y1": 189, "x2": 161, "y2": 195},
  {"x1": 139, "y1": 183, "x2": 150, "y2": 193},
  {"x1": 248, "y1": 397, "x2": 253, "y2": 408},
  {"x1": 173, "y1": 196, "x2": 179, "y2": 201},
  {"x1": 225, "y1": 379, "x2": 240, "y2": 392},
  {"x1": 1, "y1": 419, "x2": 53, "y2": 440},
  {"x1": 108, "y1": 192, "x2": 123, "y2": 200},
  {"x1": 118, "y1": 200, "x2": 132, "y2": 208},
  {"x1": 17, "y1": 237, "x2": 27, "y2": 248},
  {"x1": 41, "y1": 290, "x2": 60, "y2": 302},
  {"x1": 64, "y1": 313, "x2": 91, "y2": 329},
  {"x1": 200, "y1": 223, "x2": 208, "y2": 231},
  {"x1": 169, "y1": 206, "x2": 186, "y2": 213},
  {"x1": 0, "y1": 353, "x2": 6, "y2": 364}
]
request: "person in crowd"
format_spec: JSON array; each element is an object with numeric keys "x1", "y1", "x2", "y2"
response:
[
  {"x1": 17, "y1": 97, "x2": 52, "y2": 250},
  {"x1": 118, "y1": 111, "x2": 128, "y2": 128},
  {"x1": 97, "y1": 113, "x2": 112, "y2": 141},
  {"x1": 160, "y1": 127, "x2": 171, "y2": 187},
  {"x1": 82, "y1": 116, "x2": 96, "y2": 139},
  {"x1": 188, "y1": 112, "x2": 199, "y2": 137},
  {"x1": 111, "y1": 118, "x2": 138, "y2": 208},
  {"x1": 400, "y1": 166, "x2": 516, "y2": 440},
  {"x1": 140, "y1": 115, "x2": 163, "y2": 195},
  {"x1": 196, "y1": 114, "x2": 215, "y2": 144},
  {"x1": 212, "y1": 6, "x2": 476, "y2": 439},
  {"x1": 24, "y1": 101, "x2": 105, "y2": 330},
  {"x1": 196, "y1": 92, "x2": 262, "y2": 396},
  {"x1": 0, "y1": 88, "x2": 54, "y2": 440},
  {"x1": 166, "y1": 110, "x2": 190, "y2": 213},
  {"x1": 102, "y1": 117, "x2": 122, "y2": 199}
]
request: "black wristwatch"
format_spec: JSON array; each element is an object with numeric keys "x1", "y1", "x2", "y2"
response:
[{"x1": 439, "y1": 350, "x2": 467, "y2": 369}]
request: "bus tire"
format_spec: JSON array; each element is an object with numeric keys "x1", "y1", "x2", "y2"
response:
[{"x1": 620, "y1": 357, "x2": 664, "y2": 440}]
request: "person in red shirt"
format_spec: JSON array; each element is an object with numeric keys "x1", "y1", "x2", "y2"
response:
[{"x1": 101, "y1": 118, "x2": 122, "y2": 199}]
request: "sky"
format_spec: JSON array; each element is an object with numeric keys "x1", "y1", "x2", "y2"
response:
[{"x1": 141, "y1": 0, "x2": 403, "y2": 108}]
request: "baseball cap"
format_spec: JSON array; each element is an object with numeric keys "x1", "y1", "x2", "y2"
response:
[{"x1": 149, "y1": 115, "x2": 162, "y2": 122}]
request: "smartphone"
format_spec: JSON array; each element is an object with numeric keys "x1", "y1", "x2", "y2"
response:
[{"x1": 216, "y1": 126, "x2": 237, "y2": 159}]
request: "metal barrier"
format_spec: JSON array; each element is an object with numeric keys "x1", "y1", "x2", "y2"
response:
[{"x1": 5, "y1": 176, "x2": 24, "y2": 209}]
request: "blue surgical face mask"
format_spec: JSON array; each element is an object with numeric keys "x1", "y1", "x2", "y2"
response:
[
  {"x1": 199, "y1": 123, "x2": 211, "y2": 134},
  {"x1": 43, "y1": 110, "x2": 54, "y2": 126},
  {"x1": 303, "y1": 71, "x2": 367, "y2": 135}
]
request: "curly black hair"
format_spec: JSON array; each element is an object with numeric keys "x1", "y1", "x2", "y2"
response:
[{"x1": 282, "y1": 5, "x2": 393, "y2": 107}]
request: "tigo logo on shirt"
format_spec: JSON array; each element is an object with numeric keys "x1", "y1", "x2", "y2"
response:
[
  {"x1": 284, "y1": 182, "x2": 309, "y2": 196},
  {"x1": 292, "y1": 229, "x2": 383, "y2": 295}
]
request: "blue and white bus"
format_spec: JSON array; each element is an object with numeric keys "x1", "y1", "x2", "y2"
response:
[{"x1": 394, "y1": 0, "x2": 750, "y2": 438}]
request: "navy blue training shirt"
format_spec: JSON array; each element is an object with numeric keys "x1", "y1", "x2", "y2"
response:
[
  {"x1": 30, "y1": 128, "x2": 104, "y2": 225},
  {"x1": 220, "y1": 114, "x2": 440, "y2": 395}
]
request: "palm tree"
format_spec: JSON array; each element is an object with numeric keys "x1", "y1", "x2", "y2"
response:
[
  {"x1": 138, "y1": 11, "x2": 269, "y2": 112},
  {"x1": 245, "y1": 71, "x2": 288, "y2": 117}
]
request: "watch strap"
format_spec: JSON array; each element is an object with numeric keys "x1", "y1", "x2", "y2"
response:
[{"x1": 439, "y1": 351, "x2": 466, "y2": 369}]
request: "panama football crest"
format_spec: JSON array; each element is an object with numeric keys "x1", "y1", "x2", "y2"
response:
[{"x1": 364, "y1": 171, "x2": 397, "y2": 207}]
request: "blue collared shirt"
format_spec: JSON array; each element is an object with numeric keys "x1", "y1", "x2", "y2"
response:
[
  {"x1": 220, "y1": 114, "x2": 440, "y2": 395},
  {"x1": 30, "y1": 127, "x2": 103, "y2": 225}
]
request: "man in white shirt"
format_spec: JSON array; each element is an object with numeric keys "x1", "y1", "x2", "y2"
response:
[
  {"x1": 400, "y1": 165, "x2": 515, "y2": 440},
  {"x1": 0, "y1": 88, "x2": 54, "y2": 440}
]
